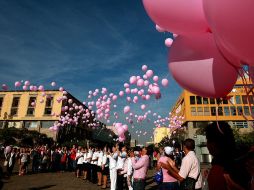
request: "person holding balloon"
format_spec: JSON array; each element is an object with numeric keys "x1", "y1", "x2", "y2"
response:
[{"x1": 108, "y1": 145, "x2": 118, "y2": 190}]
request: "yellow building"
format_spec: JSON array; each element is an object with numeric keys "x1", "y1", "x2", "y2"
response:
[
  {"x1": 170, "y1": 77, "x2": 254, "y2": 162},
  {"x1": 0, "y1": 90, "x2": 96, "y2": 142},
  {"x1": 153, "y1": 127, "x2": 170, "y2": 144}
]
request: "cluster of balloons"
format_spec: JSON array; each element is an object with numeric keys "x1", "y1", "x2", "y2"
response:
[
  {"x1": 142, "y1": 0, "x2": 253, "y2": 98},
  {"x1": 81, "y1": 65, "x2": 169, "y2": 142},
  {"x1": 1, "y1": 64, "x2": 172, "y2": 142}
]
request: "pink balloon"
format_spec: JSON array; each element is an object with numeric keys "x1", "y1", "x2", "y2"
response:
[
  {"x1": 152, "y1": 86, "x2": 160, "y2": 94},
  {"x1": 169, "y1": 34, "x2": 238, "y2": 98},
  {"x1": 51, "y1": 82, "x2": 56, "y2": 87},
  {"x1": 112, "y1": 95, "x2": 118, "y2": 101},
  {"x1": 118, "y1": 136, "x2": 126, "y2": 142},
  {"x1": 129, "y1": 76, "x2": 137, "y2": 84},
  {"x1": 142, "y1": 65, "x2": 148, "y2": 71},
  {"x1": 126, "y1": 97, "x2": 131, "y2": 102},
  {"x1": 116, "y1": 124, "x2": 124, "y2": 134},
  {"x1": 145, "y1": 95, "x2": 150, "y2": 100},
  {"x1": 153, "y1": 76, "x2": 159, "y2": 82},
  {"x1": 29, "y1": 85, "x2": 34, "y2": 91},
  {"x1": 15, "y1": 81, "x2": 21, "y2": 87},
  {"x1": 165, "y1": 38, "x2": 173, "y2": 47},
  {"x1": 141, "y1": 104, "x2": 146, "y2": 110},
  {"x1": 124, "y1": 106, "x2": 130, "y2": 114},
  {"x1": 203, "y1": 0, "x2": 254, "y2": 66},
  {"x1": 59, "y1": 87, "x2": 64, "y2": 91},
  {"x1": 2, "y1": 84, "x2": 8, "y2": 90},
  {"x1": 124, "y1": 83, "x2": 129, "y2": 88},
  {"x1": 31, "y1": 102, "x2": 36, "y2": 107},
  {"x1": 143, "y1": 74, "x2": 148, "y2": 80},
  {"x1": 144, "y1": 80, "x2": 149, "y2": 86},
  {"x1": 122, "y1": 124, "x2": 128, "y2": 132},
  {"x1": 22, "y1": 85, "x2": 28, "y2": 90},
  {"x1": 155, "y1": 24, "x2": 166, "y2": 32},
  {"x1": 161, "y1": 79, "x2": 169, "y2": 87},
  {"x1": 125, "y1": 88, "x2": 131, "y2": 94},
  {"x1": 38, "y1": 85, "x2": 44, "y2": 91},
  {"x1": 119, "y1": 91, "x2": 124, "y2": 97},
  {"x1": 24, "y1": 81, "x2": 30, "y2": 86},
  {"x1": 137, "y1": 79, "x2": 144, "y2": 87},
  {"x1": 39, "y1": 99, "x2": 44, "y2": 103},
  {"x1": 142, "y1": 0, "x2": 208, "y2": 35},
  {"x1": 146, "y1": 70, "x2": 153, "y2": 78}
]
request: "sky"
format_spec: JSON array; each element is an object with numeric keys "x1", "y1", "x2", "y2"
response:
[{"x1": 0, "y1": 0, "x2": 182, "y2": 144}]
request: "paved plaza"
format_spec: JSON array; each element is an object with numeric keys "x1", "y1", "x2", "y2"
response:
[{"x1": 1, "y1": 169, "x2": 158, "y2": 190}]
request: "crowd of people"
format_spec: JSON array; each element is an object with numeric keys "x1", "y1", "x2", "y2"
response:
[{"x1": 1, "y1": 122, "x2": 253, "y2": 190}]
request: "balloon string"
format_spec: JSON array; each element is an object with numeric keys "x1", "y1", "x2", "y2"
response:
[{"x1": 215, "y1": 100, "x2": 224, "y2": 134}]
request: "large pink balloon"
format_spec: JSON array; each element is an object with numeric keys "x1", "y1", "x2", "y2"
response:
[
  {"x1": 142, "y1": 0, "x2": 208, "y2": 35},
  {"x1": 124, "y1": 106, "x2": 130, "y2": 114},
  {"x1": 203, "y1": 0, "x2": 254, "y2": 66},
  {"x1": 169, "y1": 34, "x2": 238, "y2": 98}
]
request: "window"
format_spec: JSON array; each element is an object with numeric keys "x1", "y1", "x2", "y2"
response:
[
  {"x1": 232, "y1": 121, "x2": 248, "y2": 128},
  {"x1": 203, "y1": 98, "x2": 209, "y2": 104},
  {"x1": 190, "y1": 96, "x2": 196, "y2": 105},
  {"x1": 204, "y1": 107, "x2": 210, "y2": 116},
  {"x1": 0, "y1": 96, "x2": 3, "y2": 117},
  {"x1": 235, "y1": 95, "x2": 242, "y2": 104},
  {"x1": 242, "y1": 95, "x2": 248, "y2": 104},
  {"x1": 44, "y1": 96, "x2": 53, "y2": 115},
  {"x1": 10, "y1": 97, "x2": 20, "y2": 116},
  {"x1": 218, "y1": 107, "x2": 223, "y2": 116},
  {"x1": 24, "y1": 121, "x2": 38, "y2": 128},
  {"x1": 27, "y1": 97, "x2": 36, "y2": 116},
  {"x1": 224, "y1": 106, "x2": 230, "y2": 116},
  {"x1": 197, "y1": 107, "x2": 203, "y2": 116},
  {"x1": 222, "y1": 99, "x2": 228, "y2": 104},
  {"x1": 251, "y1": 106, "x2": 254, "y2": 115},
  {"x1": 249, "y1": 96, "x2": 254, "y2": 104},
  {"x1": 196, "y1": 96, "x2": 202, "y2": 104},
  {"x1": 237, "y1": 106, "x2": 243, "y2": 115},
  {"x1": 210, "y1": 98, "x2": 215, "y2": 104},
  {"x1": 244, "y1": 106, "x2": 250, "y2": 115},
  {"x1": 191, "y1": 107, "x2": 196, "y2": 116},
  {"x1": 41, "y1": 121, "x2": 55, "y2": 128},
  {"x1": 231, "y1": 106, "x2": 237, "y2": 115},
  {"x1": 211, "y1": 107, "x2": 216, "y2": 116}
]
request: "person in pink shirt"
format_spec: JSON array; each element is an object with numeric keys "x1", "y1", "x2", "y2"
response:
[
  {"x1": 130, "y1": 147, "x2": 149, "y2": 190},
  {"x1": 157, "y1": 146, "x2": 179, "y2": 190}
]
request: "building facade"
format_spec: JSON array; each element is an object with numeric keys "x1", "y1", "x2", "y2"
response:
[
  {"x1": 170, "y1": 78, "x2": 254, "y2": 162},
  {"x1": 153, "y1": 127, "x2": 170, "y2": 144},
  {"x1": 0, "y1": 90, "x2": 107, "y2": 143}
]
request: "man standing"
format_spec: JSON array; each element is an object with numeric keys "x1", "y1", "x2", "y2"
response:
[
  {"x1": 130, "y1": 147, "x2": 149, "y2": 190},
  {"x1": 160, "y1": 139, "x2": 202, "y2": 190},
  {"x1": 108, "y1": 146, "x2": 118, "y2": 190}
]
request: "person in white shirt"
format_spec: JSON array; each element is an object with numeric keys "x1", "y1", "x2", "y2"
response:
[
  {"x1": 116, "y1": 146, "x2": 127, "y2": 190},
  {"x1": 86, "y1": 147, "x2": 93, "y2": 181},
  {"x1": 82, "y1": 148, "x2": 88, "y2": 180},
  {"x1": 91, "y1": 147, "x2": 99, "y2": 183},
  {"x1": 75, "y1": 147, "x2": 84, "y2": 178},
  {"x1": 108, "y1": 146, "x2": 118, "y2": 190},
  {"x1": 97, "y1": 147, "x2": 104, "y2": 186},
  {"x1": 160, "y1": 138, "x2": 202, "y2": 190},
  {"x1": 101, "y1": 147, "x2": 110, "y2": 189}
]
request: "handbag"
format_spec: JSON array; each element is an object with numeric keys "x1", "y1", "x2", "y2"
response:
[
  {"x1": 153, "y1": 168, "x2": 163, "y2": 184},
  {"x1": 4, "y1": 160, "x2": 8, "y2": 166},
  {"x1": 180, "y1": 172, "x2": 200, "y2": 190},
  {"x1": 180, "y1": 177, "x2": 196, "y2": 190}
]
